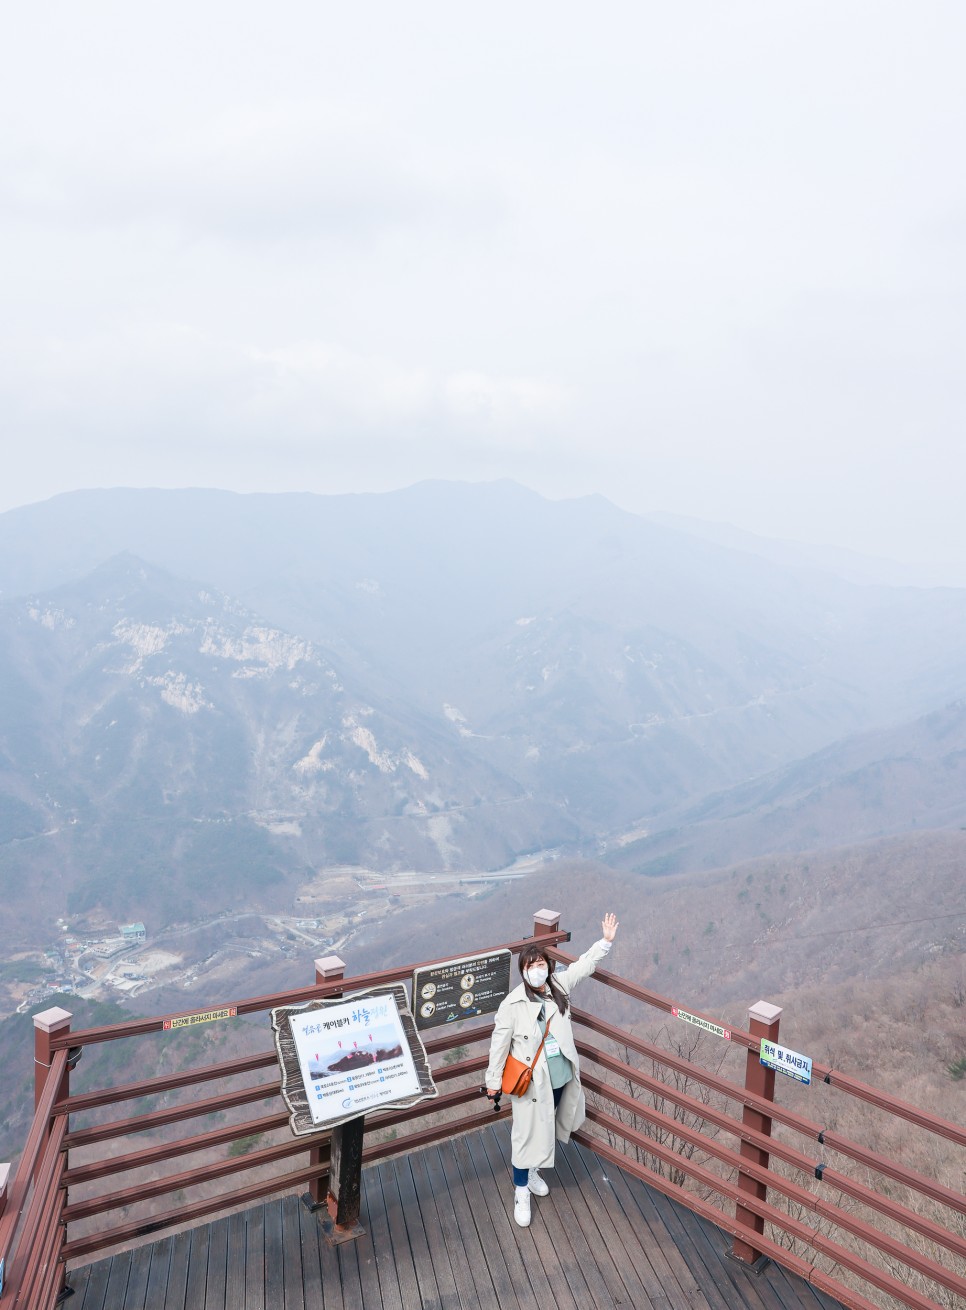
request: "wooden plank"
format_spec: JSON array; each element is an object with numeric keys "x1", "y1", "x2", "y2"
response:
[
  {"x1": 164, "y1": 1229, "x2": 193, "y2": 1310},
  {"x1": 397, "y1": 1150, "x2": 462, "y2": 1310},
  {"x1": 464, "y1": 1126, "x2": 557, "y2": 1307},
  {"x1": 756, "y1": 1257, "x2": 844, "y2": 1310},
  {"x1": 205, "y1": 1216, "x2": 230, "y2": 1310},
  {"x1": 297, "y1": 1195, "x2": 326, "y2": 1310},
  {"x1": 421, "y1": 1142, "x2": 501, "y2": 1310},
  {"x1": 487, "y1": 1126, "x2": 620, "y2": 1310},
  {"x1": 101, "y1": 1251, "x2": 132, "y2": 1310},
  {"x1": 440, "y1": 1135, "x2": 512, "y2": 1309},
  {"x1": 363, "y1": 1161, "x2": 405, "y2": 1310},
  {"x1": 558, "y1": 1140, "x2": 671, "y2": 1309},
  {"x1": 120, "y1": 1242, "x2": 154, "y2": 1310},
  {"x1": 65, "y1": 1264, "x2": 92, "y2": 1309},
  {"x1": 480, "y1": 1125, "x2": 582, "y2": 1310},
  {"x1": 246, "y1": 1202, "x2": 266, "y2": 1310},
  {"x1": 377, "y1": 1158, "x2": 427, "y2": 1310},
  {"x1": 263, "y1": 1200, "x2": 285, "y2": 1310},
  {"x1": 71, "y1": 1255, "x2": 112, "y2": 1310},
  {"x1": 143, "y1": 1235, "x2": 173, "y2": 1310},
  {"x1": 332, "y1": 1202, "x2": 369, "y2": 1310},
  {"x1": 580, "y1": 1140, "x2": 713, "y2": 1309},
  {"x1": 655, "y1": 1195, "x2": 774, "y2": 1310},
  {"x1": 225, "y1": 1212, "x2": 248, "y2": 1310},
  {"x1": 380, "y1": 1155, "x2": 441, "y2": 1310},
  {"x1": 281, "y1": 1194, "x2": 306, "y2": 1310},
  {"x1": 183, "y1": 1220, "x2": 210, "y2": 1310}
]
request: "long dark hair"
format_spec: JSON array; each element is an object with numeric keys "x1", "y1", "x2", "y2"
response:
[{"x1": 518, "y1": 945, "x2": 568, "y2": 1016}]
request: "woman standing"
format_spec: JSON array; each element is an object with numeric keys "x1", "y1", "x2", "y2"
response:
[{"x1": 485, "y1": 912, "x2": 619, "y2": 1227}]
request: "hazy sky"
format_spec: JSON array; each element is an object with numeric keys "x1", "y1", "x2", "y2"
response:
[{"x1": 3, "y1": 4, "x2": 966, "y2": 571}]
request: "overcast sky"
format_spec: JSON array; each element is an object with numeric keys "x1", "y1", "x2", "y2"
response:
[{"x1": 3, "y1": 4, "x2": 966, "y2": 574}]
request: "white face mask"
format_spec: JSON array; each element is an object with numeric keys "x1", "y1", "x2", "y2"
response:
[{"x1": 524, "y1": 964, "x2": 549, "y2": 989}]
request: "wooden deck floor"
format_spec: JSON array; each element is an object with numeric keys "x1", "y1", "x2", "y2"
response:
[{"x1": 67, "y1": 1124, "x2": 844, "y2": 1310}]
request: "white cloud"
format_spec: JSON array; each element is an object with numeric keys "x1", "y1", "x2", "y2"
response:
[{"x1": 1, "y1": 3, "x2": 966, "y2": 566}]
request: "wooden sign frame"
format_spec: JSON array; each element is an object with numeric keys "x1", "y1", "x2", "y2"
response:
[{"x1": 272, "y1": 983, "x2": 436, "y2": 1137}]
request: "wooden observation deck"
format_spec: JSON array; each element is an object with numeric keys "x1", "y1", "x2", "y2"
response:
[
  {"x1": 67, "y1": 1130, "x2": 844, "y2": 1310},
  {"x1": 1, "y1": 909, "x2": 963, "y2": 1310}
]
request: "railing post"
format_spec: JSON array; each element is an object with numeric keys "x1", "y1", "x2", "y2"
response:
[
  {"x1": 32, "y1": 1008, "x2": 72, "y2": 1301},
  {"x1": 533, "y1": 907, "x2": 561, "y2": 938},
  {"x1": 0, "y1": 1162, "x2": 7, "y2": 1299},
  {"x1": 303, "y1": 956, "x2": 350, "y2": 1223},
  {"x1": 33, "y1": 1007, "x2": 72, "y2": 1110},
  {"x1": 733, "y1": 1000, "x2": 782, "y2": 1266}
]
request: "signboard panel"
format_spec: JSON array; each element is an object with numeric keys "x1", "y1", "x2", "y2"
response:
[
  {"x1": 162, "y1": 1006, "x2": 237, "y2": 1031},
  {"x1": 671, "y1": 1005, "x2": 731, "y2": 1041},
  {"x1": 272, "y1": 984, "x2": 436, "y2": 1136},
  {"x1": 412, "y1": 949, "x2": 512, "y2": 1029},
  {"x1": 760, "y1": 1037, "x2": 812, "y2": 1085}
]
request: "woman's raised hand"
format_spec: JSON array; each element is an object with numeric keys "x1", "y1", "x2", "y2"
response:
[{"x1": 602, "y1": 912, "x2": 619, "y2": 942}]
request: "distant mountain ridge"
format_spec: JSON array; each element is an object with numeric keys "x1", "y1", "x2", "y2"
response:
[
  {"x1": 605, "y1": 698, "x2": 966, "y2": 876},
  {"x1": 3, "y1": 482, "x2": 966, "y2": 932}
]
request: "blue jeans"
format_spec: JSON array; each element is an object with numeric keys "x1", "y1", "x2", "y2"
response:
[{"x1": 512, "y1": 1085, "x2": 564, "y2": 1186}]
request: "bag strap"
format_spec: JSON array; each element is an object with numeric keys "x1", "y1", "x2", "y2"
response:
[{"x1": 531, "y1": 1016, "x2": 552, "y2": 1067}]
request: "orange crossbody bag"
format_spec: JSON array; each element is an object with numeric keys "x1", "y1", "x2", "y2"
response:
[{"x1": 501, "y1": 1018, "x2": 552, "y2": 1097}]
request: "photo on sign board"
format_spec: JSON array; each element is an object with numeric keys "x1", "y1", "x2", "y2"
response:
[{"x1": 305, "y1": 1022, "x2": 404, "y2": 1078}]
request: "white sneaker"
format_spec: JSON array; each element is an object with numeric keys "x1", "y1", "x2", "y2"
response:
[
  {"x1": 527, "y1": 1169, "x2": 549, "y2": 1196},
  {"x1": 513, "y1": 1185, "x2": 531, "y2": 1227}
]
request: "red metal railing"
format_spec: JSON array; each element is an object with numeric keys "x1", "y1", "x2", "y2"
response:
[{"x1": 0, "y1": 911, "x2": 962, "y2": 1310}]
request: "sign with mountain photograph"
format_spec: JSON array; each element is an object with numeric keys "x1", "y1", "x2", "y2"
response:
[{"x1": 272, "y1": 984, "x2": 436, "y2": 1135}]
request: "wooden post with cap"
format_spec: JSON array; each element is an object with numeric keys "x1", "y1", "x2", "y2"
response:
[
  {"x1": 33, "y1": 1006, "x2": 72, "y2": 1110},
  {"x1": 732, "y1": 1000, "x2": 782, "y2": 1266},
  {"x1": 533, "y1": 907, "x2": 561, "y2": 939}
]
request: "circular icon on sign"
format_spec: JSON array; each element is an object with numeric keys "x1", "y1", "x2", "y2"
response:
[
  {"x1": 459, "y1": 992, "x2": 474, "y2": 1008},
  {"x1": 420, "y1": 982, "x2": 437, "y2": 1000},
  {"x1": 420, "y1": 1001, "x2": 436, "y2": 1018},
  {"x1": 460, "y1": 973, "x2": 475, "y2": 990}
]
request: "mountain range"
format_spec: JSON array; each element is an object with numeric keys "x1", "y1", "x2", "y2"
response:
[{"x1": 2, "y1": 481, "x2": 966, "y2": 938}]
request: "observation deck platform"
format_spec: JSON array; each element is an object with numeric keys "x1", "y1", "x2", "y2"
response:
[{"x1": 66, "y1": 1126, "x2": 843, "y2": 1310}]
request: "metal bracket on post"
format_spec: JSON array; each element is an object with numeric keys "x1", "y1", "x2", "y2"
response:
[{"x1": 732, "y1": 1000, "x2": 782, "y2": 1268}]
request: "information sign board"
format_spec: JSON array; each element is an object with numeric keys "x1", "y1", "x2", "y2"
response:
[
  {"x1": 412, "y1": 949, "x2": 512, "y2": 1029},
  {"x1": 671, "y1": 1005, "x2": 731, "y2": 1040},
  {"x1": 759, "y1": 1038, "x2": 812, "y2": 1085},
  {"x1": 272, "y1": 984, "x2": 436, "y2": 1136}
]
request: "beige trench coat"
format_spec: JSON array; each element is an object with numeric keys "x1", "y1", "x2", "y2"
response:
[{"x1": 484, "y1": 939, "x2": 610, "y2": 1170}]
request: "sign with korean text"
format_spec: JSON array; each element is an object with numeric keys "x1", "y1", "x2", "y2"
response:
[
  {"x1": 162, "y1": 1006, "x2": 237, "y2": 1031},
  {"x1": 671, "y1": 1005, "x2": 731, "y2": 1040},
  {"x1": 272, "y1": 984, "x2": 436, "y2": 1136},
  {"x1": 412, "y1": 949, "x2": 512, "y2": 1029},
  {"x1": 760, "y1": 1038, "x2": 812, "y2": 1085}
]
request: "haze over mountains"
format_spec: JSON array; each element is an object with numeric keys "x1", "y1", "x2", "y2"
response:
[{"x1": 2, "y1": 481, "x2": 966, "y2": 938}]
